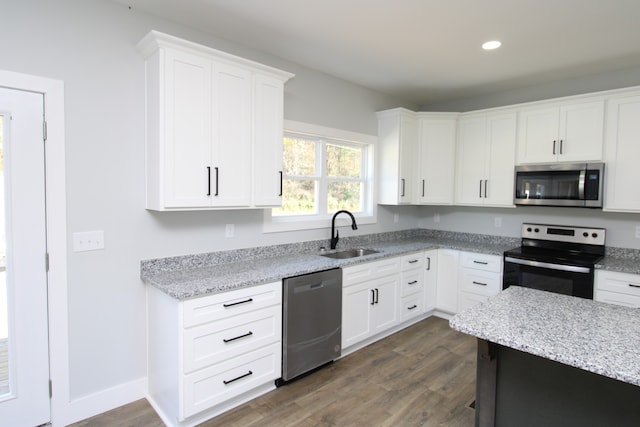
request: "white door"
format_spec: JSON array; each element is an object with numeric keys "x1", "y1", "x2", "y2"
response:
[{"x1": 0, "y1": 88, "x2": 50, "y2": 426}]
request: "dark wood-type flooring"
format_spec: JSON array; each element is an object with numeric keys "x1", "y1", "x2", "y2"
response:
[{"x1": 70, "y1": 317, "x2": 476, "y2": 427}]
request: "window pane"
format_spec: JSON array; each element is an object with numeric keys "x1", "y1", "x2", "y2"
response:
[
  {"x1": 326, "y1": 143, "x2": 361, "y2": 178},
  {"x1": 283, "y1": 136, "x2": 316, "y2": 176},
  {"x1": 273, "y1": 179, "x2": 317, "y2": 216},
  {"x1": 328, "y1": 181, "x2": 362, "y2": 212}
]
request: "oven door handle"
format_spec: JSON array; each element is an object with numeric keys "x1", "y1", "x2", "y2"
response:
[{"x1": 505, "y1": 257, "x2": 591, "y2": 274}]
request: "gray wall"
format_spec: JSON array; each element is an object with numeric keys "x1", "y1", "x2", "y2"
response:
[{"x1": 0, "y1": 0, "x2": 417, "y2": 401}]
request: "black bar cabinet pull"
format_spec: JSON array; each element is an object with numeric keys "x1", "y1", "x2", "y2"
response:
[
  {"x1": 223, "y1": 298, "x2": 253, "y2": 308},
  {"x1": 426, "y1": 257, "x2": 431, "y2": 270},
  {"x1": 278, "y1": 171, "x2": 283, "y2": 196},
  {"x1": 479, "y1": 180, "x2": 482, "y2": 198},
  {"x1": 484, "y1": 180, "x2": 488, "y2": 198},
  {"x1": 422, "y1": 179, "x2": 425, "y2": 197},
  {"x1": 206, "y1": 166, "x2": 211, "y2": 196},
  {"x1": 408, "y1": 259, "x2": 419, "y2": 264},
  {"x1": 371, "y1": 289, "x2": 376, "y2": 305},
  {"x1": 553, "y1": 140, "x2": 557, "y2": 155},
  {"x1": 408, "y1": 280, "x2": 418, "y2": 285},
  {"x1": 408, "y1": 305, "x2": 418, "y2": 310},
  {"x1": 473, "y1": 281, "x2": 488, "y2": 286},
  {"x1": 223, "y1": 331, "x2": 253, "y2": 343},
  {"x1": 401, "y1": 179, "x2": 405, "y2": 197},
  {"x1": 214, "y1": 167, "x2": 219, "y2": 196},
  {"x1": 223, "y1": 370, "x2": 253, "y2": 385},
  {"x1": 629, "y1": 284, "x2": 640, "y2": 288},
  {"x1": 474, "y1": 260, "x2": 489, "y2": 265},
  {"x1": 375, "y1": 288, "x2": 379, "y2": 304},
  {"x1": 559, "y1": 139, "x2": 564, "y2": 154}
]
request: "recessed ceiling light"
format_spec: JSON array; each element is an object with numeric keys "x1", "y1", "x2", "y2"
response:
[{"x1": 482, "y1": 40, "x2": 502, "y2": 50}]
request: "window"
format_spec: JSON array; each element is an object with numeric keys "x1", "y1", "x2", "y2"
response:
[{"x1": 263, "y1": 121, "x2": 376, "y2": 232}]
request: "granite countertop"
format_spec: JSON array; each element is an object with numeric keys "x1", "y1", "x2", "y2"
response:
[
  {"x1": 141, "y1": 231, "x2": 517, "y2": 300},
  {"x1": 450, "y1": 286, "x2": 640, "y2": 387}
]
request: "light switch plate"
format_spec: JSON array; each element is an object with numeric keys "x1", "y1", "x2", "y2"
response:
[
  {"x1": 73, "y1": 230, "x2": 105, "y2": 252},
  {"x1": 635, "y1": 225, "x2": 640, "y2": 239}
]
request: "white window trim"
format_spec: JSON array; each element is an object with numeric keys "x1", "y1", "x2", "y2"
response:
[{"x1": 263, "y1": 120, "x2": 377, "y2": 233}]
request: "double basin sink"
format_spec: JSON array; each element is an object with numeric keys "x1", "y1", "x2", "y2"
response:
[{"x1": 320, "y1": 248, "x2": 378, "y2": 259}]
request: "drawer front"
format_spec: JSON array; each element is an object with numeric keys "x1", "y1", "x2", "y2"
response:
[
  {"x1": 343, "y1": 256, "x2": 401, "y2": 286},
  {"x1": 183, "y1": 306, "x2": 281, "y2": 374},
  {"x1": 458, "y1": 292, "x2": 490, "y2": 312},
  {"x1": 596, "y1": 271, "x2": 640, "y2": 298},
  {"x1": 460, "y1": 252, "x2": 502, "y2": 273},
  {"x1": 183, "y1": 281, "x2": 281, "y2": 327},
  {"x1": 182, "y1": 342, "x2": 280, "y2": 419},
  {"x1": 460, "y1": 269, "x2": 501, "y2": 296},
  {"x1": 401, "y1": 269, "x2": 423, "y2": 297},
  {"x1": 595, "y1": 289, "x2": 640, "y2": 308},
  {"x1": 401, "y1": 252, "x2": 425, "y2": 270},
  {"x1": 400, "y1": 293, "x2": 423, "y2": 321}
]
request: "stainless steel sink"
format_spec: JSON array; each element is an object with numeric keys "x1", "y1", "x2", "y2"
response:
[{"x1": 320, "y1": 248, "x2": 379, "y2": 259}]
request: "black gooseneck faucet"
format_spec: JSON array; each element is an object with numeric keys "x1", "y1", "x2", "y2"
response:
[{"x1": 330, "y1": 210, "x2": 358, "y2": 249}]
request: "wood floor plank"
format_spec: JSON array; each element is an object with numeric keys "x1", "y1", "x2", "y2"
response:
[{"x1": 69, "y1": 317, "x2": 477, "y2": 427}]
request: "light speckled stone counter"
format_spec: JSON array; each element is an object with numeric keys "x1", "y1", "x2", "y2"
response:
[
  {"x1": 450, "y1": 286, "x2": 640, "y2": 387},
  {"x1": 140, "y1": 230, "x2": 518, "y2": 300},
  {"x1": 596, "y1": 247, "x2": 640, "y2": 275}
]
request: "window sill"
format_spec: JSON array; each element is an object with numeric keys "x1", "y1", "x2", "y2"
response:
[{"x1": 262, "y1": 208, "x2": 377, "y2": 233}]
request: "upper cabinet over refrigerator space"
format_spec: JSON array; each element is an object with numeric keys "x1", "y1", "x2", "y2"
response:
[{"x1": 138, "y1": 31, "x2": 294, "y2": 211}]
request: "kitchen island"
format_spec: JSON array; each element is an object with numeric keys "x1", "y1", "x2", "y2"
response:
[{"x1": 450, "y1": 286, "x2": 640, "y2": 427}]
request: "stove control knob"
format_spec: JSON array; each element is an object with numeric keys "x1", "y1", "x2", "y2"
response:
[
  {"x1": 534, "y1": 228, "x2": 540, "y2": 233},
  {"x1": 527, "y1": 227, "x2": 532, "y2": 232},
  {"x1": 583, "y1": 232, "x2": 589, "y2": 237},
  {"x1": 592, "y1": 233, "x2": 598, "y2": 238}
]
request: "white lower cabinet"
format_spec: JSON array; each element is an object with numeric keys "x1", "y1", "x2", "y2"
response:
[
  {"x1": 595, "y1": 270, "x2": 640, "y2": 308},
  {"x1": 458, "y1": 251, "x2": 503, "y2": 311},
  {"x1": 399, "y1": 253, "x2": 426, "y2": 322},
  {"x1": 342, "y1": 257, "x2": 402, "y2": 349},
  {"x1": 147, "y1": 281, "x2": 282, "y2": 427},
  {"x1": 435, "y1": 249, "x2": 460, "y2": 314},
  {"x1": 423, "y1": 250, "x2": 438, "y2": 312}
]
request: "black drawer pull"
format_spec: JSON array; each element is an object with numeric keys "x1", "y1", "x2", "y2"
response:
[
  {"x1": 223, "y1": 331, "x2": 253, "y2": 343},
  {"x1": 223, "y1": 298, "x2": 253, "y2": 308},
  {"x1": 629, "y1": 284, "x2": 640, "y2": 288},
  {"x1": 408, "y1": 259, "x2": 419, "y2": 264},
  {"x1": 473, "y1": 281, "x2": 488, "y2": 286},
  {"x1": 223, "y1": 370, "x2": 253, "y2": 385},
  {"x1": 371, "y1": 289, "x2": 376, "y2": 305},
  {"x1": 408, "y1": 280, "x2": 418, "y2": 285},
  {"x1": 408, "y1": 305, "x2": 418, "y2": 310},
  {"x1": 473, "y1": 260, "x2": 488, "y2": 265}
]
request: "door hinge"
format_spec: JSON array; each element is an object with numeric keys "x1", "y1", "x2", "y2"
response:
[
  {"x1": 45, "y1": 253, "x2": 50, "y2": 272},
  {"x1": 43, "y1": 121, "x2": 48, "y2": 142},
  {"x1": 49, "y1": 379, "x2": 52, "y2": 398}
]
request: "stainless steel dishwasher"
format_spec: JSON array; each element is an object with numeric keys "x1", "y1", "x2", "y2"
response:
[{"x1": 278, "y1": 268, "x2": 342, "y2": 385}]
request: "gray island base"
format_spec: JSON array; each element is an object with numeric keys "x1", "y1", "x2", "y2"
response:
[{"x1": 451, "y1": 287, "x2": 640, "y2": 427}]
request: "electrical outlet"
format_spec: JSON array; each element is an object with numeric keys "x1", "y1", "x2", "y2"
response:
[
  {"x1": 434, "y1": 213, "x2": 440, "y2": 223},
  {"x1": 636, "y1": 225, "x2": 640, "y2": 239},
  {"x1": 393, "y1": 213, "x2": 399, "y2": 223},
  {"x1": 73, "y1": 230, "x2": 105, "y2": 252},
  {"x1": 494, "y1": 217, "x2": 502, "y2": 228},
  {"x1": 225, "y1": 224, "x2": 235, "y2": 238}
]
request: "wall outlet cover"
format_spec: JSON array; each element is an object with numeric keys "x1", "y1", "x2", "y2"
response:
[{"x1": 73, "y1": 230, "x2": 105, "y2": 252}]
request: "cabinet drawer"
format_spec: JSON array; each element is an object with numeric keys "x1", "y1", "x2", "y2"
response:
[
  {"x1": 183, "y1": 306, "x2": 281, "y2": 373},
  {"x1": 183, "y1": 281, "x2": 281, "y2": 327},
  {"x1": 460, "y1": 269, "x2": 501, "y2": 296},
  {"x1": 401, "y1": 252, "x2": 425, "y2": 270},
  {"x1": 400, "y1": 269, "x2": 423, "y2": 297},
  {"x1": 343, "y1": 256, "x2": 401, "y2": 286},
  {"x1": 400, "y1": 293, "x2": 423, "y2": 321},
  {"x1": 459, "y1": 292, "x2": 490, "y2": 312},
  {"x1": 595, "y1": 289, "x2": 640, "y2": 308},
  {"x1": 460, "y1": 252, "x2": 502, "y2": 273},
  {"x1": 182, "y1": 342, "x2": 280, "y2": 419},
  {"x1": 596, "y1": 271, "x2": 640, "y2": 297}
]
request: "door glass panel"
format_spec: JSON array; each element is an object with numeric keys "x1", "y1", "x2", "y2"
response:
[{"x1": 0, "y1": 114, "x2": 8, "y2": 397}]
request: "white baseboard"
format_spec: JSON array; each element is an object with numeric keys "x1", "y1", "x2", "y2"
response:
[{"x1": 64, "y1": 377, "x2": 146, "y2": 425}]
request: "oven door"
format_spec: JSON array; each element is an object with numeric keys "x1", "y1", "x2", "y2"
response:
[{"x1": 503, "y1": 256, "x2": 594, "y2": 299}]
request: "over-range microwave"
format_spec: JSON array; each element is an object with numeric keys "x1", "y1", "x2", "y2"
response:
[{"x1": 514, "y1": 162, "x2": 604, "y2": 208}]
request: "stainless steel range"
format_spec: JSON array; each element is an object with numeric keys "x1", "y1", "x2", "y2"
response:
[{"x1": 503, "y1": 223, "x2": 606, "y2": 299}]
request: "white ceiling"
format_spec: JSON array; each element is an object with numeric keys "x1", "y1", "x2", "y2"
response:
[{"x1": 116, "y1": 0, "x2": 640, "y2": 105}]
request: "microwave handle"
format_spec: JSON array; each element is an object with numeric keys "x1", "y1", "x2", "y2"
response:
[{"x1": 578, "y1": 169, "x2": 586, "y2": 200}]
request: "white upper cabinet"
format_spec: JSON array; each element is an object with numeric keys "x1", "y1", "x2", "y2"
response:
[
  {"x1": 455, "y1": 112, "x2": 517, "y2": 207},
  {"x1": 603, "y1": 93, "x2": 640, "y2": 212},
  {"x1": 138, "y1": 31, "x2": 293, "y2": 210},
  {"x1": 414, "y1": 113, "x2": 458, "y2": 205},
  {"x1": 516, "y1": 100, "x2": 604, "y2": 164},
  {"x1": 377, "y1": 108, "x2": 417, "y2": 205}
]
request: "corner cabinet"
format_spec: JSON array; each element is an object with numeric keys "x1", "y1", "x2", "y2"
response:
[
  {"x1": 516, "y1": 100, "x2": 604, "y2": 164},
  {"x1": 137, "y1": 31, "x2": 293, "y2": 210},
  {"x1": 455, "y1": 112, "x2": 517, "y2": 207},
  {"x1": 147, "y1": 282, "x2": 282, "y2": 427}
]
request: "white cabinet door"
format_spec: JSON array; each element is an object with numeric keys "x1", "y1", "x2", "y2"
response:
[
  {"x1": 414, "y1": 114, "x2": 457, "y2": 205},
  {"x1": 455, "y1": 116, "x2": 487, "y2": 205},
  {"x1": 252, "y1": 74, "x2": 285, "y2": 207},
  {"x1": 485, "y1": 113, "x2": 517, "y2": 207},
  {"x1": 517, "y1": 101, "x2": 604, "y2": 164},
  {"x1": 161, "y1": 49, "x2": 213, "y2": 208},
  {"x1": 341, "y1": 282, "x2": 373, "y2": 349},
  {"x1": 423, "y1": 250, "x2": 438, "y2": 312},
  {"x1": 210, "y1": 62, "x2": 252, "y2": 207},
  {"x1": 603, "y1": 94, "x2": 640, "y2": 212},
  {"x1": 371, "y1": 275, "x2": 400, "y2": 333},
  {"x1": 377, "y1": 109, "x2": 417, "y2": 205},
  {"x1": 436, "y1": 249, "x2": 459, "y2": 314}
]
